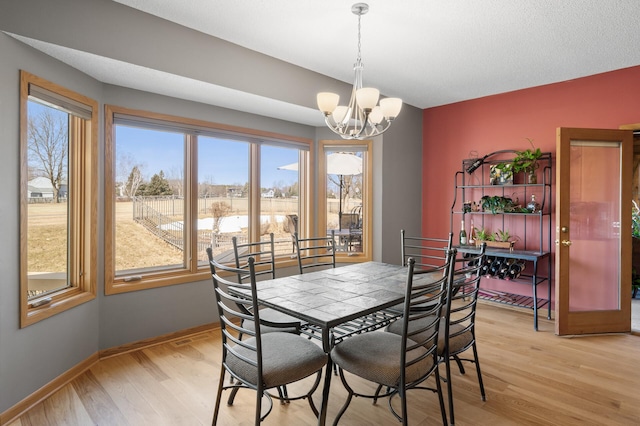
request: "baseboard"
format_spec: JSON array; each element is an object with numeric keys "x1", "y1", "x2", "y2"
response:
[
  {"x1": 0, "y1": 352, "x2": 99, "y2": 426},
  {"x1": 0, "y1": 322, "x2": 220, "y2": 425},
  {"x1": 99, "y1": 322, "x2": 218, "y2": 359}
]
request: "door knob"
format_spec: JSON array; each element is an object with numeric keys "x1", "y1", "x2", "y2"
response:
[{"x1": 561, "y1": 240, "x2": 572, "y2": 246}]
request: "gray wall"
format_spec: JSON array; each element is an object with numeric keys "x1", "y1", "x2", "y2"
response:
[{"x1": 0, "y1": 0, "x2": 423, "y2": 415}]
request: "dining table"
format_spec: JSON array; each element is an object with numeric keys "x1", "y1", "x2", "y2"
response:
[{"x1": 252, "y1": 261, "x2": 438, "y2": 426}]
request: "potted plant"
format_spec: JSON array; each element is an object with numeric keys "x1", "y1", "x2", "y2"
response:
[
  {"x1": 473, "y1": 226, "x2": 515, "y2": 250},
  {"x1": 512, "y1": 138, "x2": 543, "y2": 184},
  {"x1": 480, "y1": 195, "x2": 518, "y2": 214},
  {"x1": 490, "y1": 162, "x2": 514, "y2": 185}
]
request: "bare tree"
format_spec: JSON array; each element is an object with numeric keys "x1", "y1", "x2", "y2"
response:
[
  {"x1": 165, "y1": 166, "x2": 184, "y2": 197},
  {"x1": 117, "y1": 152, "x2": 145, "y2": 198},
  {"x1": 124, "y1": 166, "x2": 144, "y2": 198},
  {"x1": 28, "y1": 109, "x2": 67, "y2": 202},
  {"x1": 210, "y1": 201, "x2": 232, "y2": 234}
]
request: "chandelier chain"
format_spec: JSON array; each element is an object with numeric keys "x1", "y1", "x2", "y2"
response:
[{"x1": 356, "y1": 13, "x2": 362, "y2": 65}]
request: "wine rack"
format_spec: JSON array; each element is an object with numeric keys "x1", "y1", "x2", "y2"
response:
[{"x1": 451, "y1": 150, "x2": 553, "y2": 331}]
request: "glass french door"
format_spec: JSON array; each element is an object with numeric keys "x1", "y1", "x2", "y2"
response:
[{"x1": 555, "y1": 127, "x2": 632, "y2": 335}]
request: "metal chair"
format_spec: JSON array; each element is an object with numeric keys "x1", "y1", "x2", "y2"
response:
[
  {"x1": 206, "y1": 250, "x2": 327, "y2": 425},
  {"x1": 386, "y1": 230, "x2": 454, "y2": 315},
  {"x1": 232, "y1": 233, "x2": 301, "y2": 335},
  {"x1": 387, "y1": 243, "x2": 487, "y2": 425},
  {"x1": 401, "y1": 229, "x2": 454, "y2": 268},
  {"x1": 293, "y1": 232, "x2": 336, "y2": 274},
  {"x1": 330, "y1": 254, "x2": 455, "y2": 425},
  {"x1": 440, "y1": 243, "x2": 487, "y2": 425}
]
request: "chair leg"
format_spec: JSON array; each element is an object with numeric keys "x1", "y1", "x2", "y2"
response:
[
  {"x1": 399, "y1": 387, "x2": 408, "y2": 426},
  {"x1": 472, "y1": 343, "x2": 486, "y2": 401},
  {"x1": 445, "y1": 354, "x2": 456, "y2": 426},
  {"x1": 212, "y1": 369, "x2": 226, "y2": 425},
  {"x1": 434, "y1": 368, "x2": 449, "y2": 426},
  {"x1": 332, "y1": 369, "x2": 355, "y2": 426},
  {"x1": 227, "y1": 386, "x2": 240, "y2": 405},
  {"x1": 255, "y1": 389, "x2": 262, "y2": 426},
  {"x1": 454, "y1": 354, "x2": 466, "y2": 374}
]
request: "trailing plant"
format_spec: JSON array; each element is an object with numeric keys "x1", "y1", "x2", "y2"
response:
[
  {"x1": 633, "y1": 200, "x2": 640, "y2": 239},
  {"x1": 512, "y1": 138, "x2": 543, "y2": 174},
  {"x1": 480, "y1": 195, "x2": 519, "y2": 214}
]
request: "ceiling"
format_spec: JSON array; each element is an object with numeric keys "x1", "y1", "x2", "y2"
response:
[{"x1": 11, "y1": 0, "x2": 640, "y2": 126}]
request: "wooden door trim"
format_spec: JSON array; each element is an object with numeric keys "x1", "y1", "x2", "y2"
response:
[{"x1": 555, "y1": 127, "x2": 632, "y2": 335}]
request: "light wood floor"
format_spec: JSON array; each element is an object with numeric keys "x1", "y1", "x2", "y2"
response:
[{"x1": 8, "y1": 303, "x2": 640, "y2": 426}]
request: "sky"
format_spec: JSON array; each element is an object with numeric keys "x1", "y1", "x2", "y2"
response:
[{"x1": 115, "y1": 124, "x2": 299, "y2": 188}]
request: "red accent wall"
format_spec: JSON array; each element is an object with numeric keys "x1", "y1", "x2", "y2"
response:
[{"x1": 422, "y1": 65, "x2": 640, "y2": 298}]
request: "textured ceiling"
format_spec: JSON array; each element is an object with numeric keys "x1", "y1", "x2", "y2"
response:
[{"x1": 11, "y1": 1, "x2": 640, "y2": 125}]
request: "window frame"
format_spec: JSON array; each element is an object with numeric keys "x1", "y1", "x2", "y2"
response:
[
  {"x1": 20, "y1": 71, "x2": 98, "y2": 327},
  {"x1": 104, "y1": 105, "x2": 312, "y2": 294},
  {"x1": 317, "y1": 139, "x2": 373, "y2": 262}
]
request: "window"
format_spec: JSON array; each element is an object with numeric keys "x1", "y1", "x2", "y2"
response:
[
  {"x1": 20, "y1": 71, "x2": 98, "y2": 327},
  {"x1": 105, "y1": 106, "x2": 310, "y2": 294},
  {"x1": 318, "y1": 140, "x2": 373, "y2": 261}
]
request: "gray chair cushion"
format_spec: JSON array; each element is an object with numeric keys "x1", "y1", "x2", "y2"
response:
[
  {"x1": 226, "y1": 332, "x2": 327, "y2": 388},
  {"x1": 330, "y1": 332, "x2": 432, "y2": 388},
  {"x1": 242, "y1": 308, "x2": 301, "y2": 334},
  {"x1": 387, "y1": 317, "x2": 472, "y2": 355}
]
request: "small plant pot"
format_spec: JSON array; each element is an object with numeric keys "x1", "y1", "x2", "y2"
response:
[{"x1": 477, "y1": 240, "x2": 514, "y2": 250}]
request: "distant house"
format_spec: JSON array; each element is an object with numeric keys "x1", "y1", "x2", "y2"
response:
[
  {"x1": 261, "y1": 189, "x2": 275, "y2": 198},
  {"x1": 27, "y1": 176, "x2": 67, "y2": 200},
  {"x1": 227, "y1": 187, "x2": 244, "y2": 197}
]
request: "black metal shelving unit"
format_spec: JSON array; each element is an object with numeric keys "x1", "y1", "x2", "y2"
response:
[{"x1": 451, "y1": 151, "x2": 553, "y2": 330}]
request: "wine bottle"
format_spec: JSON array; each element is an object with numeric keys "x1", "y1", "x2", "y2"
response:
[
  {"x1": 468, "y1": 220, "x2": 476, "y2": 245},
  {"x1": 498, "y1": 259, "x2": 514, "y2": 279},
  {"x1": 480, "y1": 256, "x2": 493, "y2": 276},
  {"x1": 488, "y1": 257, "x2": 503, "y2": 276},
  {"x1": 527, "y1": 194, "x2": 541, "y2": 213},
  {"x1": 459, "y1": 220, "x2": 467, "y2": 245},
  {"x1": 507, "y1": 261, "x2": 526, "y2": 280}
]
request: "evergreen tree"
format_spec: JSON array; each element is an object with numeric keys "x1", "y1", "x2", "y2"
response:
[{"x1": 138, "y1": 170, "x2": 173, "y2": 196}]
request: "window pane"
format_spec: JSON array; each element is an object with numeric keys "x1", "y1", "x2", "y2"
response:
[
  {"x1": 261, "y1": 145, "x2": 300, "y2": 257},
  {"x1": 325, "y1": 149, "x2": 364, "y2": 253},
  {"x1": 197, "y1": 136, "x2": 249, "y2": 263},
  {"x1": 26, "y1": 101, "x2": 69, "y2": 299},
  {"x1": 114, "y1": 125, "x2": 185, "y2": 274}
]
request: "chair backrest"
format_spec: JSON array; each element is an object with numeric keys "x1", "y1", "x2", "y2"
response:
[
  {"x1": 232, "y1": 233, "x2": 276, "y2": 283},
  {"x1": 206, "y1": 247, "x2": 264, "y2": 382},
  {"x1": 445, "y1": 243, "x2": 487, "y2": 355},
  {"x1": 401, "y1": 229, "x2": 454, "y2": 269},
  {"x1": 350, "y1": 205, "x2": 363, "y2": 229},
  {"x1": 339, "y1": 213, "x2": 359, "y2": 230},
  {"x1": 400, "y1": 250, "x2": 456, "y2": 387},
  {"x1": 293, "y1": 232, "x2": 336, "y2": 274}
]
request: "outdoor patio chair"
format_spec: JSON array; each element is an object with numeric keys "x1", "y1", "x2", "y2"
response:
[
  {"x1": 330, "y1": 254, "x2": 455, "y2": 425},
  {"x1": 207, "y1": 253, "x2": 327, "y2": 425}
]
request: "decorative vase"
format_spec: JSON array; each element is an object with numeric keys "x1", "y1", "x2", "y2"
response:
[{"x1": 527, "y1": 170, "x2": 537, "y2": 184}]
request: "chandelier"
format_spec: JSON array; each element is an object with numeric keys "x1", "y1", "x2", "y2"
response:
[{"x1": 317, "y1": 3, "x2": 402, "y2": 140}]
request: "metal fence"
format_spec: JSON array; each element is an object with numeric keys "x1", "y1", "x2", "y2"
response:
[{"x1": 131, "y1": 196, "x2": 297, "y2": 258}]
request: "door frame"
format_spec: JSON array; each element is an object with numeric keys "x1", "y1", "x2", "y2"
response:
[{"x1": 555, "y1": 127, "x2": 632, "y2": 335}]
